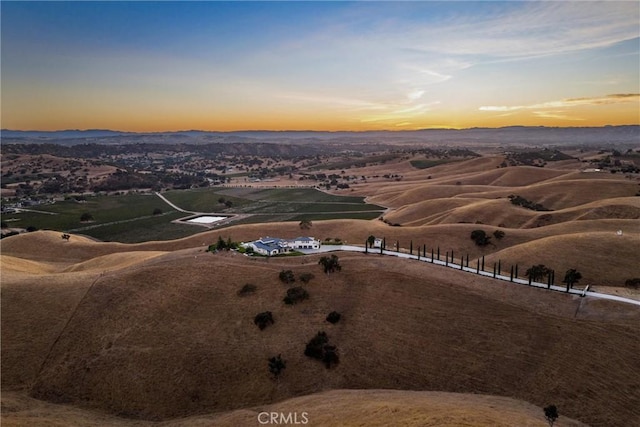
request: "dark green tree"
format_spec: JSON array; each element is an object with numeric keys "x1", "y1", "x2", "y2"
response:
[
  {"x1": 283, "y1": 286, "x2": 309, "y2": 305},
  {"x1": 562, "y1": 269, "x2": 582, "y2": 291},
  {"x1": 470, "y1": 229, "x2": 491, "y2": 246},
  {"x1": 367, "y1": 235, "x2": 376, "y2": 248},
  {"x1": 526, "y1": 264, "x2": 551, "y2": 282},
  {"x1": 268, "y1": 354, "x2": 286, "y2": 379},
  {"x1": 254, "y1": 311, "x2": 274, "y2": 330},
  {"x1": 326, "y1": 311, "x2": 341, "y2": 324},
  {"x1": 279, "y1": 269, "x2": 296, "y2": 284},
  {"x1": 318, "y1": 254, "x2": 342, "y2": 274}
]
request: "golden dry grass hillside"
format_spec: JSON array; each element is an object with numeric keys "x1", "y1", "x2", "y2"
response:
[
  {"x1": 1, "y1": 389, "x2": 588, "y2": 427},
  {"x1": 2, "y1": 154, "x2": 639, "y2": 427},
  {"x1": 2, "y1": 242, "x2": 639, "y2": 426}
]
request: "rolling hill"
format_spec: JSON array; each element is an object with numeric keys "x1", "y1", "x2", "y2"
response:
[
  {"x1": 2, "y1": 151, "x2": 639, "y2": 427},
  {"x1": 2, "y1": 232, "x2": 639, "y2": 426}
]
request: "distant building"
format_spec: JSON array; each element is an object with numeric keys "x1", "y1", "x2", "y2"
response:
[
  {"x1": 243, "y1": 236, "x2": 321, "y2": 256},
  {"x1": 373, "y1": 238, "x2": 383, "y2": 248}
]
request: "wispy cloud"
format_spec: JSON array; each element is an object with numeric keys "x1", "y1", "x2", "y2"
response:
[
  {"x1": 480, "y1": 94, "x2": 640, "y2": 112},
  {"x1": 533, "y1": 111, "x2": 585, "y2": 121},
  {"x1": 398, "y1": 2, "x2": 639, "y2": 59}
]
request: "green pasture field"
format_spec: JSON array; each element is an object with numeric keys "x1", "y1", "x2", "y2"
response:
[
  {"x1": 2, "y1": 188, "x2": 384, "y2": 243},
  {"x1": 2, "y1": 193, "x2": 171, "y2": 232},
  {"x1": 162, "y1": 188, "x2": 250, "y2": 212}
]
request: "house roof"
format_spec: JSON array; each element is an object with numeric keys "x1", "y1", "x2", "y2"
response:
[
  {"x1": 253, "y1": 241, "x2": 279, "y2": 252},
  {"x1": 291, "y1": 236, "x2": 316, "y2": 242}
]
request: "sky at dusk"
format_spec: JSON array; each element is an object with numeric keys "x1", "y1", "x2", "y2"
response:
[{"x1": 1, "y1": 1, "x2": 639, "y2": 132}]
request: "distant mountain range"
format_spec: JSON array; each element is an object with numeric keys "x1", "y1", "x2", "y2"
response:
[{"x1": 1, "y1": 125, "x2": 638, "y2": 146}]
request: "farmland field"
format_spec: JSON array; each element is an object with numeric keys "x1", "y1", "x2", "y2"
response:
[{"x1": 3, "y1": 188, "x2": 385, "y2": 243}]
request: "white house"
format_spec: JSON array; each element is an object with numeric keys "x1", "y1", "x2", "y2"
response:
[
  {"x1": 242, "y1": 236, "x2": 320, "y2": 256},
  {"x1": 373, "y1": 238, "x2": 383, "y2": 248},
  {"x1": 287, "y1": 237, "x2": 321, "y2": 250},
  {"x1": 245, "y1": 237, "x2": 291, "y2": 256}
]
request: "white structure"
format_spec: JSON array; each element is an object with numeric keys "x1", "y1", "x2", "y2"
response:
[
  {"x1": 242, "y1": 236, "x2": 320, "y2": 256},
  {"x1": 287, "y1": 236, "x2": 321, "y2": 250},
  {"x1": 373, "y1": 238, "x2": 383, "y2": 248}
]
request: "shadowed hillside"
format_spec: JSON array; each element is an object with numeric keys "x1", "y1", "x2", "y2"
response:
[{"x1": 2, "y1": 243, "x2": 639, "y2": 426}]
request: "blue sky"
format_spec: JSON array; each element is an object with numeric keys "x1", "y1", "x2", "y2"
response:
[{"x1": 2, "y1": 1, "x2": 639, "y2": 131}]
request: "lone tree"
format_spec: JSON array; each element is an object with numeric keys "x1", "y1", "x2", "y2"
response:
[
  {"x1": 493, "y1": 229, "x2": 505, "y2": 240},
  {"x1": 268, "y1": 354, "x2": 286, "y2": 379},
  {"x1": 152, "y1": 208, "x2": 163, "y2": 215},
  {"x1": 254, "y1": 311, "x2": 274, "y2": 330},
  {"x1": 304, "y1": 331, "x2": 339, "y2": 369},
  {"x1": 319, "y1": 254, "x2": 342, "y2": 274},
  {"x1": 326, "y1": 311, "x2": 341, "y2": 324},
  {"x1": 367, "y1": 235, "x2": 376, "y2": 248},
  {"x1": 299, "y1": 219, "x2": 312, "y2": 230},
  {"x1": 279, "y1": 269, "x2": 296, "y2": 284},
  {"x1": 80, "y1": 212, "x2": 94, "y2": 222},
  {"x1": 562, "y1": 269, "x2": 582, "y2": 291},
  {"x1": 283, "y1": 286, "x2": 309, "y2": 305},
  {"x1": 526, "y1": 264, "x2": 551, "y2": 282},
  {"x1": 543, "y1": 405, "x2": 559, "y2": 427},
  {"x1": 470, "y1": 229, "x2": 491, "y2": 246}
]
